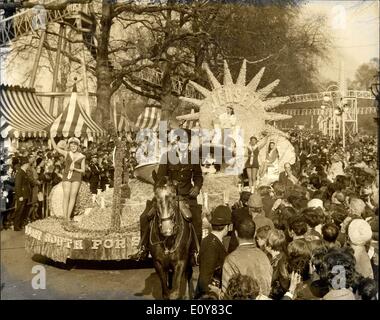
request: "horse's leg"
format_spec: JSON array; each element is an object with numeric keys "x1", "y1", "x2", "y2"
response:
[
  {"x1": 153, "y1": 260, "x2": 170, "y2": 300},
  {"x1": 169, "y1": 261, "x2": 186, "y2": 300},
  {"x1": 187, "y1": 263, "x2": 194, "y2": 300},
  {"x1": 167, "y1": 269, "x2": 173, "y2": 290}
]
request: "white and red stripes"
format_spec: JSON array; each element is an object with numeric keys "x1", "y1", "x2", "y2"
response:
[
  {"x1": 135, "y1": 106, "x2": 161, "y2": 131},
  {"x1": 0, "y1": 85, "x2": 55, "y2": 138},
  {"x1": 48, "y1": 91, "x2": 105, "y2": 138},
  {"x1": 116, "y1": 114, "x2": 133, "y2": 132}
]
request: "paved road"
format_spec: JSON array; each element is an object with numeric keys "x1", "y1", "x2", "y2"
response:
[{"x1": 1, "y1": 229, "x2": 199, "y2": 300}]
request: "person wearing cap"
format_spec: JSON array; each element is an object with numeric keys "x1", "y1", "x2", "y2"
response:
[
  {"x1": 88, "y1": 153, "x2": 101, "y2": 195},
  {"x1": 133, "y1": 128, "x2": 203, "y2": 261},
  {"x1": 13, "y1": 157, "x2": 32, "y2": 231},
  {"x1": 228, "y1": 193, "x2": 274, "y2": 253},
  {"x1": 195, "y1": 205, "x2": 231, "y2": 299},
  {"x1": 50, "y1": 136, "x2": 86, "y2": 221}
]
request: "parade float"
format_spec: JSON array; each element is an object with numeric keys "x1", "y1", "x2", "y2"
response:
[
  {"x1": 25, "y1": 60, "x2": 295, "y2": 263},
  {"x1": 25, "y1": 89, "x2": 144, "y2": 263},
  {"x1": 135, "y1": 59, "x2": 296, "y2": 230}
]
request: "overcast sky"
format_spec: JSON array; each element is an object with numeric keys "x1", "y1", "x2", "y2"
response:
[{"x1": 301, "y1": 0, "x2": 379, "y2": 84}]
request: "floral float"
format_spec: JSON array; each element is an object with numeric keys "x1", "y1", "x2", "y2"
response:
[{"x1": 24, "y1": 180, "x2": 150, "y2": 263}]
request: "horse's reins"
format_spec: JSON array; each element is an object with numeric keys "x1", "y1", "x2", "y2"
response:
[
  {"x1": 150, "y1": 182, "x2": 191, "y2": 255},
  {"x1": 149, "y1": 201, "x2": 188, "y2": 255}
]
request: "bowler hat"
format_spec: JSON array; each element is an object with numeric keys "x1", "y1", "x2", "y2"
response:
[{"x1": 210, "y1": 205, "x2": 232, "y2": 225}]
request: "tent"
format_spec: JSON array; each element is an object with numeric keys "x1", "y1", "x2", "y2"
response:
[
  {"x1": 135, "y1": 106, "x2": 161, "y2": 131},
  {"x1": 115, "y1": 114, "x2": 134, "y2": 133},
  {"x1": 111, "y1": 102, "x2": 134, "y2": 133},
  {"x1": 0, "y1": 84, "x2": 55, "y2": 138},
  {"x1": 48, "y1": 89, "x2": 105, "y2": 138}
]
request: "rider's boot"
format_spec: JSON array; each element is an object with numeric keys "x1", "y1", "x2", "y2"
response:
[
  {"x1": 131, "y1": 200, "x2": 156, "y2": 261},
  {"x1": 131, "y1": 229, "x2": 150, "y2": 261},
  {"x1": 189, "y1": 223, "x2": 200, "y2": 267},
  {"x1": 131, "y1": 245, "x2": 149, "y2": 261}
]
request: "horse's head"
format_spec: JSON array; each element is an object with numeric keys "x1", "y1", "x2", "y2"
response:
[{"x1": 154, "y1": 176, "x2": 178, "y2": 237}]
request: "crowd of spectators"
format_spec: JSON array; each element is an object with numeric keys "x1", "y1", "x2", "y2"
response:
[
  {"x1": 196, "y1": 128, "x2": 378, "y2": 300},
  {"x1": 1, "y1": 127, "x2": 378, "y2": 300},
  {"x1": 0, "y1": 135, "x2": 140, "y2": 229}
]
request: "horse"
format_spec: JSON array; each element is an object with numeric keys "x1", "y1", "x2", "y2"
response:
[{"x1": 149, "y1": 176, "x2": 194, "y2": 300}]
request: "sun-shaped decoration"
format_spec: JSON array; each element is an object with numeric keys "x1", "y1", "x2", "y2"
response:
[
  {"x1": 178, "y1": 59, "x2": 296, "y2": 175},
  {"x1": 179, "y1": 59, "x2": 291, "y2": 143}
]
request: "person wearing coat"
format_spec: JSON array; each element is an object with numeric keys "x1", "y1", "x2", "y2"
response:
[
  {"x1": 195, "y1": 205, "x2": 232, "y2": 299},
  {"x1": 13, "y1": 157, "x2": 32, "y2": 231},
  {"x1": 88, "y1": 154, "x2": 101, "y2": 194}
]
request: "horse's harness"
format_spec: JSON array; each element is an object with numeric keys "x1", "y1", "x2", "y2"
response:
[{"x1": 149, "y1": 194, "x2": 188, "y2": 254}]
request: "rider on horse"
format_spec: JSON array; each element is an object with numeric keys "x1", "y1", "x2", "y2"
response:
[{"x1": 132, "y1": 128, "x2": 203, "y2": 262}]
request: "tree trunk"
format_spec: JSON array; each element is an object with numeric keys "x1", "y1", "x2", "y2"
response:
[
  {"x1": 95, "y1": 0, "x2": 113, "y2": 126},
  {"x1": 111, "y1": 138, "x2": 125, "y2": 230},
  {"x1": 94, "y1": 1, "x2": 128, "y2": 231}
]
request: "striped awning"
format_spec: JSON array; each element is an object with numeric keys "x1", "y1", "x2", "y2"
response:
[
  {"x1": 116, "y1": 114, "x2": 134, "y2": 132},
  {"x1": 135, "y1": 106, "x2": 161, "y2": 131},
  {"x1": 1, "y1": 116, "x2": 14, "y2": 138},
  {"x1": 0, "y1": 84, "x2": 55, "y2": 138},
  {"x1": 48, "y1": 90, "x2": 105, "y2": 138}
]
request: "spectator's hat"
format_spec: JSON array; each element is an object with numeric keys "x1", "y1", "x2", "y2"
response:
[
  {"x1": 210, "y1": 205, "x2": 232, "y2": 225},
  {"x1": 68, "y1": 137, "x2": 80, "y2": 145},
  {"x1": 307, "y1": 198, "x2": 324, "y2": 210},
  {"x1": 248, "y1": 193, "x2": 263, "y2": 208},
  {"x1": 348, "y1": 219, "x2": 372, "y2": 246}
]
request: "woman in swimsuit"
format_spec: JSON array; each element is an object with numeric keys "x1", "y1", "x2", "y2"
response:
[{"x1": 50, "y1": 137, "x2": 85, "y2": 220}]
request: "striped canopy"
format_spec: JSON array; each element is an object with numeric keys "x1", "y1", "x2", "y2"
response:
[
  {"x1": 48, "y1": 91, "x2": 105, "y2": 138},
  {"x1": 111, "y1": 103, "x2": 134, "y2": 133},
  {"x1": 135, "y1": 106, "x2": 161, "y2": 131},
  {"x1": 0, "y1": 84, "x2": 55, "y2": 138},
  {"x1": 116, "y1": 114, "x2": 134, "y2": 133}
]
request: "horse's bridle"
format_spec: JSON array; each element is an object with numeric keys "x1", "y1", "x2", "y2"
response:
[
  {"x1": 150, "y1": 195, "x2": 187, "y2": 255},
  {"x1": 156, "y1": 199, "x2": 178, "y2": 233}
]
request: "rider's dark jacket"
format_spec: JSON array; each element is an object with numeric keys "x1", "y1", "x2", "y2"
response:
[{"x1": 156, "y1": 150, "x2": 203, "y2": 197}]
